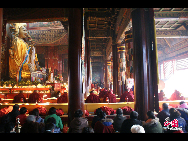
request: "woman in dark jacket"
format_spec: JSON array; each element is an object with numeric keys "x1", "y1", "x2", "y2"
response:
[
  {"x1": 167, "y1": 108, "x2": 188, "y2": 133},
  {"x1": 69, "y1": 109, "x2": 88, "y2": 133},
  {"x1": 143, "y1": 111, "x2": 163, "y2": 133},
  {"x1": 120, "y1": 111, "x2": 142, "y2": 133},
  {"x1": 113, "y1": 108, "x2": 126, "y2": 132}
]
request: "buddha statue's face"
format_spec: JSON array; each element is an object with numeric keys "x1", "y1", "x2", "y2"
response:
[{"x1": 18, "y1": 26, "x2": 27, "y2": 39}]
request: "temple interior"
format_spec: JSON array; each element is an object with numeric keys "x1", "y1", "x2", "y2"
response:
[{"x1": 0, "y1": 8, "x2": 188, "y2": 132}]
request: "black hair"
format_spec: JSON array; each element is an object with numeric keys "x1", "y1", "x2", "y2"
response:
[
  {"x1": 130, "y1": 111, "x2": 138, "y2": 119},
  {"x1": 180, "y1": 101, "x2": 185, "y2": 105},
  {"x1": 13, "y1": 104, "x2": 19, "y2": 111},
  {"x1": 20, "y1": 107, "x2": 27, "y2": 114},
  {"x1": 169, "y1": 108, "x2": 181, "y2": 118},
  {"x1": 46, "y1": 117, "x2": 56, "y2": 124},
  {"x1": 162, "y1": 103, "x2": 169, "y2": 110},
  {"x1": 99, "y1": 111, "x2": 106, "y2": 119},
  {"x1": 32, "y1": 108, "x2": 39, "y2": 116},
  {"x1": 74, "y1": 109, "x2": 83, "y2": 118},
  {"x1": 96, "y1": 108, "x2": 102, "y2": 116},
  {"x1": 116, "y1": 108, "x2": 123, "y2": 116},
  {"x1": 147, "y1": 111, "x2": 155, "y2": 119},
  {"x1": 48, "y1": 107, "x2": 56, "y2": 115}
]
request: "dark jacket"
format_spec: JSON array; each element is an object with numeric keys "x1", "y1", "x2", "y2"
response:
[
  {"x1": 69, "y1": 117, "x2": 88, "y2": 133},
  {"x1": 113, "y1": 115, "x2": 126, "y2": 132},
  {"x1": 120, "y1": 118, "x2": 142, "y2": 133},
  {"x1": 176, "y1": 108, "x2": 188, "y2": 124},
  {"x1": 157, "y1": 109, "x2": 170, "y2": 126},
  {"x1": 143, "y1": 117, "x2": 164, "y2": 133},
  {"x1": 167, "y1": 116, "x2": 188, "y2": 133}
]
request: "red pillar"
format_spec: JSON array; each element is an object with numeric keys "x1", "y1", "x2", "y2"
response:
[
  {"x1": 132, "y1": 8, "x2": 149, "y2": 121},
  {"x1": 132, "y1": 8, "x2": 159, "y2": 120},
  {"x1": 68, "y1": 8, "x2": 84, "y2": 124}
]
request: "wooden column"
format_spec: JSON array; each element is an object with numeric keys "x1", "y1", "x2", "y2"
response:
[
  {"x1": 68, "y1": 8, "x2": 84, "y2": 125},
  {"x1": 112, "y1": 44, "x2": 118, "y2": 97},
  {"x1": 132, "y1": 8, "x2": 159, "y2": 120},
  {"x1": 132, "y1": 8, "x2": 149, "y2": 121}
]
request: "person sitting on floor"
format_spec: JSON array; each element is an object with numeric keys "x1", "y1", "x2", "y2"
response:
[
  {"x1": 46, "y1": 117, "x2": 61, "y2": 133},
  {"x1": 21, "y1": 115, "x2": 44, "y2": 133},
  {"x1": 16, "y1": 107, "x2": 27, "y2": 126},
  {"x1": 85, "y1": 91, "x2": 100, "y2": 103},
  {"x1": 8, "y1": 104, "x2": 20, "y2": 124},
  {"x1": 157, "y1": 103, "x2": 170, "y2": 126},
  {"x1": 120, "y1": 111, "x2": 142, "y2": 133},
  {"x1": 167, "y1": 108, "x2": 188, "y2": 133},
  {"x1": 31, "y1": 108, "x2": 44, "y2": 124},
  {"x1": 113, "y1": 108, "x2": 127, "y2": 132},
  {"x1": 131, "y1": 125, "x2": 145, "y2": 133},
  {"x1": 13, "y1": 91, "x2": 27, "y2": 103},
  {"x1": 91, "y1": 108, "x2": 103, "y2": 128},
  {"x1": 94, "y1": 111, "x2": 114, "y2": 133},
  {"x1": 143, "y1": 111, "x2": 163, "y2": 133},
  {"x1": 177, "y1": 101, "x2": 188, "y2": 124},
  {"x1": 44, "y1": 107, "x2": 63, "y2": 130},
  {"x1": 28, "y1": 90, "x2": 43, "y2": 103},
  {"x1": 69, "y1": 109, "x2": 88, "y2": 133}
]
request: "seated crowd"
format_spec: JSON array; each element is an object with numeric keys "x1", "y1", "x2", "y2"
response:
[{"x1": 0, "y1": 100, "x2": 188, "y2": 133}]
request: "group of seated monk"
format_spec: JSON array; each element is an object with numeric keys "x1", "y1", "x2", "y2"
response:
[
  {"x1": 158, "y1": 90, "x2": 185, "y2": 101},
  {"x1": 13, "y1": 90, "x2": 43, "y2": 103},
  {"x1": 85, "y1": 87, "x2": 134, "y2": 103},
  {"x1": 12, "y1": 90, "x2": 68, "y2": 103}
]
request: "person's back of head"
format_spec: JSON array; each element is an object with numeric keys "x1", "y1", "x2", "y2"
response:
[
  {"x1": 20, "y1": 107, "x2": 27, "y2": 114},
  {"x1": 48, "y1": 107, "x2": 56, "y2": 115},
  {"x1": 32, "y1": 108, "x2": 39, "y2": 117},
  {"x1": 116, "y1": 108, "x2": 123, "y2": 116},
  {"x1": 169, "y1": 108, "x2": 181, "y2": 118},
  {"x1": 74, "y1": 109, "x2": 83, "y2": 118},
  {"x1": 46, "y1": 117, "x2": 56, "y2": 125},
  {"x1": 180, "y1": 101, "x2": 185, "y2": 106},
  {"x1": 26, "y1": 115, "x2": 36, "y2": 122},
  {"x1": 130, "y1": 111, "x2": 138, "y2": 119},
  {"x1": 162, "y1": 103, "x2": 169, "y2": 110},
  {"x1": 45, "y1": 123, "x2": 55, "y2": 133},
  {"x1": 147, "y1": 111, "x2": 155, "y2": 119},
  {"x1": 96, "y1": 108, "x2": 102, "y2": 117},
  {"x1": 13, "y1": 104, "x2": 19, "y2": 111},
  {"x1": 131, "y1": 125, "x2": 145, "y2": 133},
  {"x1": 99, "y1": 111, "x2": 106, "y2": 119}
]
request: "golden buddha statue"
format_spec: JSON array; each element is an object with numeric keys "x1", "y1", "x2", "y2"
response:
[{"x1": 9, "y1": 23, "x2": 36, "y2": 82}]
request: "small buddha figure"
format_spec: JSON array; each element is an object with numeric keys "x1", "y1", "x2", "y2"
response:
[{"x1": 9, "y1": 23, "x2": 37, "y2": 82}]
